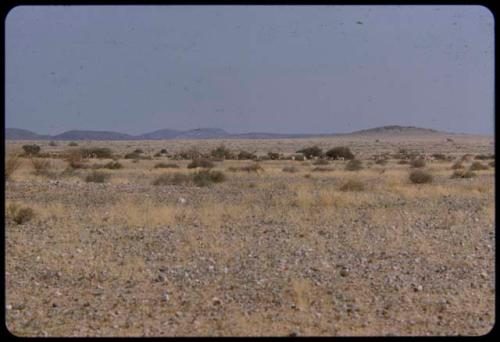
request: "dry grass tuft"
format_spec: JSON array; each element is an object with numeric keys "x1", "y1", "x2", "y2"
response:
[
  {"x1": 345, "y1": 159, "x2": 363, "y2": 171},
  {"x1": 187, "y1": 158, "x2": 215, "y2": 169},
  {"x1": 451, "y1": 170, "x2": 476, "y2": 179},
  {"x1": 31, "y1": 158, "x2": 54, "y2": 177},
  {"x1": 85, "y1": 171, "x2": 110, "y2": 183},
  {"x1": 339, "y1": 179, "x2": 366, "y2": 191},
  {"x1": 410, "y1": 158, "x2": 426, "y2": 168},
  {"x1": 5, "y1": 154, "x2": 21, "y2": 180},
  {"x1": 6, "y1": 202, "x2": 35, "y2": 225},
  {"x1": 469, "y1": 162, "x2": 489, "y2": 171}
]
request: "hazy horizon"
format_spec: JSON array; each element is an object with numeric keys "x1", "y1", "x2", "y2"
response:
[{"x1": 6, "y1": 5, "x2": 494, "y2": 136}]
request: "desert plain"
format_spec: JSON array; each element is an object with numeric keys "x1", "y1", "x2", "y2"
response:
[{"x1": 4, "y1": 133, "x2": 495, "y2": 336}]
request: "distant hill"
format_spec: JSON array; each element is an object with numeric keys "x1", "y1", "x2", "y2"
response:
[
  {"x1": 348, "y1": 125, "x2": 441, "y2": 135},
  {"x1": 5, "y1": 125, "x2": 450, "y2": 141},
  {"x1": 53, "y1": 130, "x2": 135, "y2": 141},
  {"x1": 5, "y1": 128, "x2": 51, "y2": 140},
  {"x1": 138, "y1": 128, "x2": 183, "y2": 140}
]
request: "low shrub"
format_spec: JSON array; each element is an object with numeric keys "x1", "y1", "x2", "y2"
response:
[
  {"x1": 49, "y1": 141, "x2": 58, "y2": 147},
  {"x1": 228, "y1": 163, "x2": 263, "y2": 173},
  {"x1": 409, "y1": 170, "x2": 433, "y2": 184},
  {"x1": 80, "y1": 147, "x2": 113, "y2": 159},
  {"x1": 22, "y1": 144, "x2": 41, "y2": 156},
  {"x1": 410, "y1": 158, "x2": 426, "y2": 168},
  {"x1": 193, "y1": 170, "x2": 226, "y2": 187},
  {"x1": 154, "y1": 162, "x2": 180, "y2": 169},
  {"x1": 345, "y1": 159, "x2": 363, "y2": 171},
  {"x1": 475, "y1": 154, "x2": 494, "y2": 160},
  {"x1": 282, "y1": 166, "x2": 298, "y2": 173},
  {"x1": 339, "y1": 180, "x2": 365, "y2": 192},
  {"x1": 432, "y1": 153, "x2": 447, "y2": 161},
  {"x1": 490, "y1": 160, "x2": 495, "y2": 167},
  {"x1": 187, "y1": 158, "x2": 215, "y2": 169},
  {"x1": 124, "y1": 152, "x2": 142, "y2": 160},
  {"x1": 325, "y1": 146, "x2": 354, "y2": 160},
  {"x1": 470, "y1": 162, "x2": 489, "y2": 171},
  {"x1": 153, "y1": 173, "x2": 191, "y2": 186},
  {"x1": 312, "y1": 167, "x2": 334, "y2": 172},
  {"x1": 267, "y1": 152, "x2": 281, "y2": 160},
  {"x1": 102, "y1": 161, "x2": 123, "y2": 170},
  {"x1": 133, "y1": 148, "x2": 144, "y2": 154},
  {"x1": 398, "y1": 160, "x2": 409, "y2": 165},
  {"x1": 173, "y1": 148, "x2": 203, "y2": 160},
  {"x1": 160, "y1": 149, "x2": 168, "y2": 154},
  {"x1": 375, "y1": 159, "x2": 388, "y2": 165},
  {"x1": 451, "y1": 161, "x2": 464, "y2": 169},
  {"x1": 68, "y1": 142, "x2": 79, "y2": 146},
  {"x1": 313, "y1": 159, "x2": 329, "y2": 165},
  {"x1": 451, "y1": 170, "x2": 476, "y2": 179},
  {"x1": 296, "y1": 146, "x2": 323, "y2": 159},
  {"x1": 211, "y1": 145, "x2": 235, "y2": 159},
  {"x1": 85, "y1": 171, "x2": 109, "y2": 183},
  {"x1": 238, "y1": 151, "x2": 257, "y2": 160}
]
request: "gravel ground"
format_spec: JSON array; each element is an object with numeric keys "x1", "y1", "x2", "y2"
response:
[{"x1": 5, "y1": 137, "x2": 495, "y2": 336}]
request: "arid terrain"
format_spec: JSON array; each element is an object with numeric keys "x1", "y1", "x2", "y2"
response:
[{"x1": 4, "y1": 133, "x2": 495, "y2": 336}]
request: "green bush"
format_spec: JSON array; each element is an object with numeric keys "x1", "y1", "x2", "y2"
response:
[
  {"x1": 211, "y1": 145, "x2": 234, "y2": 159},
  {"x1": 409, "y1": 170, "x2": 433, "y2": 184},
  {"x1": 22, "y1": 144, "x2": 41, "y2": 156},
  {"x1": 296, "y1": 146, "x2": 323, "y2": 159},
  {"x1": 325, "y1": 146, "x2": 354, "y2": 160},
  {"x1": 345, "y1": 159, "x2": 363, "y2": 171},
  {"x1": 154, "y1": 162, "x2": 180, "y2": 169}
]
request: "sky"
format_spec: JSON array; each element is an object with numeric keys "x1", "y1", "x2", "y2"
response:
[{"x1": 5, "y1": 5, "x2": 494, "y2": 135}]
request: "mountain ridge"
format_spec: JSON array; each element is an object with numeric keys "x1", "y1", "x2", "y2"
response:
[{"x1": 5, "y1": 125, "x2": 455, "y2": 141}]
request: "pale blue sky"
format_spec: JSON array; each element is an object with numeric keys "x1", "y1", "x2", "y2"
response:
[{"x1": 5, "y1": 5, "x2": 494, "y2": 135}]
